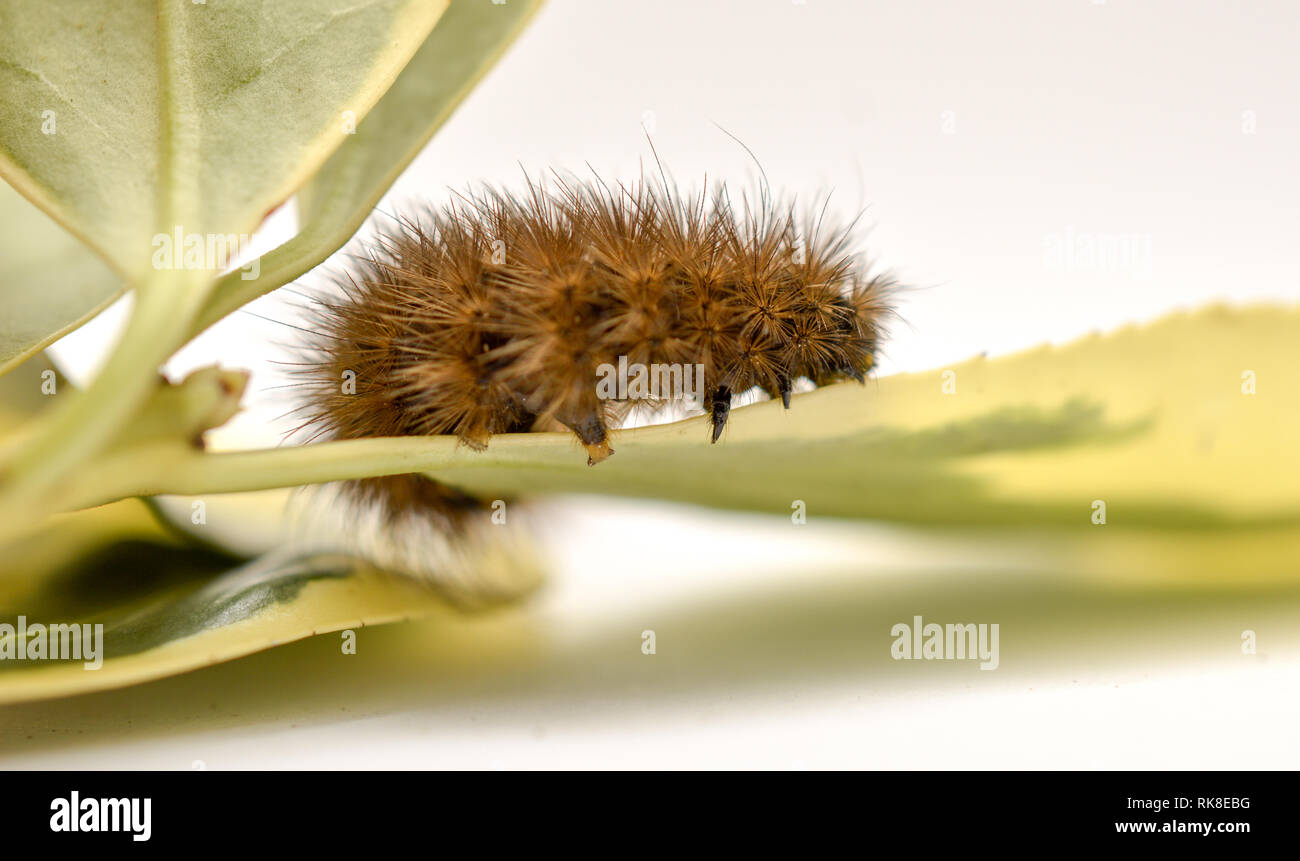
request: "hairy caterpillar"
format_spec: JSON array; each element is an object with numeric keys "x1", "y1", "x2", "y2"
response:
[{"x1": 291, "y1": 173, "x2": 895, "y2": 559}]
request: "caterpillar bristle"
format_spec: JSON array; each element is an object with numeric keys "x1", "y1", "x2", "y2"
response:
[{"x1": 291, "y1": 172, "x2": 897, "y2": 577}]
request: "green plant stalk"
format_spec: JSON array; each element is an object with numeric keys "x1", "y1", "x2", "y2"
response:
[
  {"x1": 0, "y1": 269, "x2": 215, "y2": 522},
  {"x1": 51, "y1": 421, "x2": 702, "y2": 520},
  {"x1": 0, "y1": 434, "x2": 460, "y2": 548},
  {"x1": 63, "y1": 434, "x2": 536, "y2": 511}
]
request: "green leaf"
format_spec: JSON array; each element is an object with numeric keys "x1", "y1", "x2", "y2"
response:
[
  {"x1": 0, "y1": 0, "x2": 447, "y2": 284},
  {"x1": 190, "y1": 0, "x2": 545, "y2": 336},
  {"x1": 0, "y1": 540, "x2": 466, "y2": 704},
  {"x1": 0, "y1": 183, "x2": 123, "y2": 376}
]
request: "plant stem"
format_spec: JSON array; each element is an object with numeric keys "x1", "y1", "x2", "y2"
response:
[
  {"x1": 0, "y1": 269, "x2": 213, "y2": 521},
  {"x1": 63, "y1": 433, "x2": 577, "y2": 510}
]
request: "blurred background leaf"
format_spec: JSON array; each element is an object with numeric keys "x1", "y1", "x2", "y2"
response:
[{"x1": 0, "y1": 545, "x2": 462, "y2": 705}]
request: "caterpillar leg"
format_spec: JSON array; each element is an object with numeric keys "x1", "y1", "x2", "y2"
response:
[
  {"x1": 775, "y1": 374, "x2": 793, "y2": 409},
  {"x1": 708, "y1": 385, "x2": 732, "y2": 443},
  {"x1": 566, "y1": 411, "x2": 615, "y2": 465}
]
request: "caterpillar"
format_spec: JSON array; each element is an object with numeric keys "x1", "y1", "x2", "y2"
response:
[{"x1": 291, "y1": 173, "x2": 895, "y2": 554}]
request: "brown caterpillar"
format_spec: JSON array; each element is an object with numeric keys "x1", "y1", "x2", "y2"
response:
[{"x1": 291, "y1": 174, "x2": 895, "y2": 535}]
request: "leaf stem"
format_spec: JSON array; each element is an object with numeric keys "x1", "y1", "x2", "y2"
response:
[
  {"x1": 64, "y1": 433, "x2": 579, "y2": 510},
  {"x1": 0, "y1": 269, "x2": 214, "y2": 521}
]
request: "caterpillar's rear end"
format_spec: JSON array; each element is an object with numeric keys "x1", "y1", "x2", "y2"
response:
[{"x1": 291, "y1": 176, "x2": 895, "y2": 589}]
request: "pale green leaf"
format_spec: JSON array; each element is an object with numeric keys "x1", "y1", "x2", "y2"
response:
[
  {"x1": 191, "y1": 0, "x2": 545, "y2": 335},
  {"x1": 0, "y1": 182, "x2": 122, "y2": 376},
  {"x1": 0, "y1": 0, "x2": 447, "y2": 283}
]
